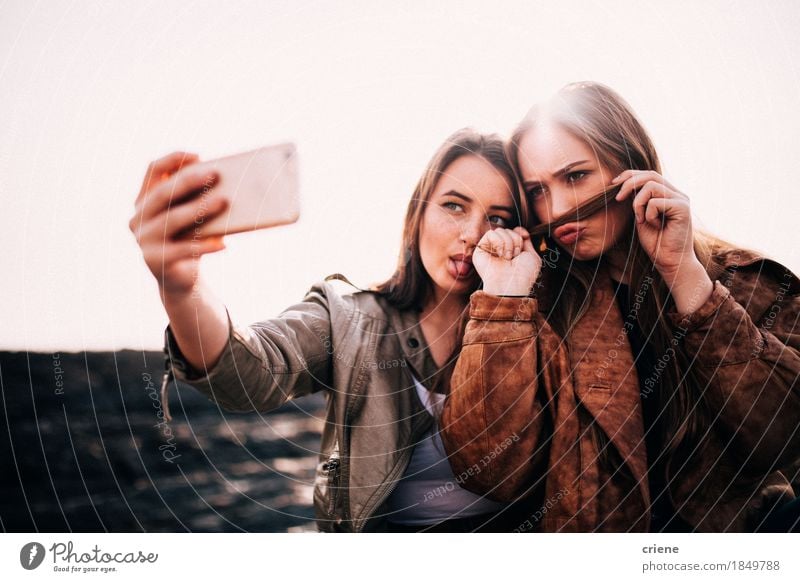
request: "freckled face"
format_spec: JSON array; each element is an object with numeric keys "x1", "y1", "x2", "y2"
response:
[
  {"x1": 517, "y1": 122, "x2": 632, "y2": 260},
  {"x1": 419, "y1": 155, "x2": 516, "y2": 300}
]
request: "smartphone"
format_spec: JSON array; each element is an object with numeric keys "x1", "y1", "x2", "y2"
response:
[{"x1": 190, "y1": 142, "x2": 300, "y2": 236}]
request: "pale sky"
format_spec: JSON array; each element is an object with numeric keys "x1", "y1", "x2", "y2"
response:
[{"x1": 2, "y1": 0, "x2": 799, "y2": 351}]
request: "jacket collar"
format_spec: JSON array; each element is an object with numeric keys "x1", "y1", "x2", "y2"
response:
[
  {"x1": 385, "y1": 304, "x2": 444, "y2": 394},
  {"x1": 324, "y1": 272, "x2": 442, "y2": 391}
]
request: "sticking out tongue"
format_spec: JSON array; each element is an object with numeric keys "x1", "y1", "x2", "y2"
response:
[{"x1": 453, "y1": 259, "x2": 472, "y2": 277}]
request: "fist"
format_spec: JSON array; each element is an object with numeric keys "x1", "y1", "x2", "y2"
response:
[{"x1": 474, "y1": 227, "x2": 541, "y2": 296}]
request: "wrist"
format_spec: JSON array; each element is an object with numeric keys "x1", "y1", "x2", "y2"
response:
[
  {"x1": 657, "y1": 254, "x2": 699, "y2": 286},
  {"x1": 159, "y1": 280, "x2": 200, "y2": 307},
  {"x1": 480, "y1": 267, "x2": 540, "y2": 297},
  {"x1": 482, "y1": 280, "x2": 533, "y2": 297},
  {"x1": 660, "y1": 258, "x2": 714, "y2": 314}
]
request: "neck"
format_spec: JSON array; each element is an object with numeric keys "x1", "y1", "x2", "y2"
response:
[
  {"x1": 421, "y1": 288, "x2": 468, "y2": 323},
  {"x1": 603, "y1": 247, "x2": 633, "y2": 285},
  {"x1": 419, "y1": 288, "x2": 469, "y2": 370}
]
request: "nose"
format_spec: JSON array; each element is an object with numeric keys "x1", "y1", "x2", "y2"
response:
[
  {"x1": 548, "y1": 188, "x2": 579, "y2": 222},
  {"x1": 459, "y1": 214, "x2": 484, "y2": 248}
]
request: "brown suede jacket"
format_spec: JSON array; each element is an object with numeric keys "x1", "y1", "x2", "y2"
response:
[{"x1": 440, "y1": 249, "x2": 800, "y2": 532}]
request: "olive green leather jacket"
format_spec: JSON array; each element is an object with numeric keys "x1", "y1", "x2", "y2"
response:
[{"x1": 160, "y1": 276, "x2": 441, "y2": 532}]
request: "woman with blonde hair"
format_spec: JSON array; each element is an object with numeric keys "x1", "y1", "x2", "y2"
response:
[{"x1": 440, "y1": 82, "x2": 800, "y2": 532}]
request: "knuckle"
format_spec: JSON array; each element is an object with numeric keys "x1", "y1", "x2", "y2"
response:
[
  {"x1": 174, "y1": 169, "x2": 191, "y2": 190},
  {"x1": 165, "y1": 151, "x2": 184, "y2": 165}
]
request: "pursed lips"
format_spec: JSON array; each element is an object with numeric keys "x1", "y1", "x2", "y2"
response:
[{"x1": 553, "y1": 223, "x2": 585, "y2": 244}]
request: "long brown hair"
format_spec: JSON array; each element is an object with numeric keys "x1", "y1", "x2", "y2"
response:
[
  {"x1": 508, "y1": 81, "x2": 735, "y2": 477},
  {"x1": 376, "y1": 128, "x2": 527, "y2": 309},
  {"x1": 375, "y1": 128, "x2": 528, "y2": 393}
]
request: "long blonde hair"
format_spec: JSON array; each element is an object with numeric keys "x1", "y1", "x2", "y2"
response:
[{"x1": 508, "y1": 81, "x2": 736, "y2": 477}]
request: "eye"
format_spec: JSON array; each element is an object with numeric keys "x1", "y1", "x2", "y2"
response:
[
  {"x1": 489, "y1": 215, "x2": 509, "y2": 228},
  {"x1": 566, "y1": 171, "x2": 588, "y2": 184},
  {"x1": 526, "y1": 185, "x2": 545, "y2": 200},
  {"x1": 442, "y1": 201, "x2": 464, "y2": 213}
]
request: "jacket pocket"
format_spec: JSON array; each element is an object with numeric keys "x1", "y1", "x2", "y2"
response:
[{"x1": 586, "y1": 381, "x2": 612, "y2": 393}]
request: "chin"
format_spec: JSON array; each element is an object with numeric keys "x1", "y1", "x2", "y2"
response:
[
  {"x1": 447, "y1": 278, "x2": 478, "y2": 296},
  {"x1": 558, "y1": 243, "x2": 600, "y2": 262},
  {"x1": 429, "y1": 275, "x2": 472, "y2": 299}
]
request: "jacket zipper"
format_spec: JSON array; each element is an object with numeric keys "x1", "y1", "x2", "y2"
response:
[
  {"x1": 160, "y1": 350, "x2": 174, "y2": 423},
  {"x1": 322, "y1": 454, "x2": 341, "y2": 517}
]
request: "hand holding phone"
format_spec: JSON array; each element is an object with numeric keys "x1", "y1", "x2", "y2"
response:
[
  {"x1": 130, "y1": 143, "x2": 301, "y2": 296},
  {"x1": 192, "y1": 143, "x2": 300, "y2": 236}
]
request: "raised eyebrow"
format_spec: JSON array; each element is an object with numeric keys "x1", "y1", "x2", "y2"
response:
[{"x1": 554, "y1": 160, "x2": 591, "y2": 178}]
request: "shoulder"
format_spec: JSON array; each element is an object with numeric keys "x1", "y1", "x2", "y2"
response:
[
  {"x1": 710, "y1": 248, "x2": 799, "y2": 292},
  {"x1": 707, "y1": 247, "x2": 800, "y2": 316},
  {"x1": 303, "y1": 274, "x2": 397, "y2": 323}
]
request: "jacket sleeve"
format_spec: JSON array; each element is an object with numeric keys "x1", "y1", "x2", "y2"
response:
[
  {"x1": 439, "y1": 291, "x2": 550, "y2": 502},
  {"x1": 669, "y1": 259, "x2": 800, "y2": 473},
  {"x1": 162, "y1": 281, "x2": 337, "y2": 414}
]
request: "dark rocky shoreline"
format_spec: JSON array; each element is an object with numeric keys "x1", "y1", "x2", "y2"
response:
[
  {"x1": 0, "y1": 350, "x2": 325, "y2": 532},
  {"x1": 4, "y1": 350, "x2": 798, "y2": 533}
]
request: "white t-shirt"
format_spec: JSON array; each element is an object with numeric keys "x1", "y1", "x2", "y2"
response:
[{"x1": 384, "y1": 375, "x2": 507, "y2": 525}]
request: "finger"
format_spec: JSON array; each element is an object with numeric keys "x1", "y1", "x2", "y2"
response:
[
  {"x1": 493, "y1": 229, "x2": 515, "y2": 260},
  {"x1": 478, "y1": 230, "x2": 505, "y2": 258},
  {"x1": 614, "y1": 170, "x2": 678, "y2": 201},
  {"x1": 137, "y1": 196, "x2": 227, "y2": 243},
  {"x1": 631, "y1": 182, "x2": 670, "y2": 224},
  {"x1": 613, "y1": 170, "x2": 652, "y2": 201},
  {"x1": 613, "y1": 169, "x2": 667, "y2": 187},
  {"x1": 139, "y1": 166, "x2": 220, "y2": 222},
  {"x1": 507, "y1": 229, "x2": 524, "y2": 258},
  {"x1": 487, "y1": 230, "x2": 507, "y2": 258},
  {"x1": 642, "y1": 197, "x2": 688, "y2": 228},
  {"x1": 613, "y1": 173, "x2": 639, "y2": 203},
  {"x1": 645, "y1": 197, "x2": 665, "y2": 226},
  {"x1": 164, "y1": 195, "x2": 228, "y2": 238},
  {"x1": 136, "y1": 151, "x2": 199, "y2": 205},
  {"x1": 613, "y1": 171, "x2": 647, "y2": 202},
  {"x1": 513, "y1": 226, "x2": 531, "y2": 241},
  {"x1": 161, "y1": 236, "x2": 227, "y2": 264},
  {"x1": 475, "y1": 230, "x2": 492, "y2": 255}
]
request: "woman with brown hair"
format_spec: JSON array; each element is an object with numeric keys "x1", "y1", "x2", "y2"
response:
[
  {"x1": 440, "y1": 82, "x2": 800, "y2": 532},
  {"x1": 129, "y1": 128, "x2": 536, "y2": 532}
]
